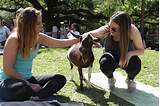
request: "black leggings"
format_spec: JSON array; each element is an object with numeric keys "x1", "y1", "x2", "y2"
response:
[
  {"x1": 0, "y1": 74, "x2": 66, "y2": 101},
  {"x1": 99, "y1": 52, "x2": 141, "y2": 80}
]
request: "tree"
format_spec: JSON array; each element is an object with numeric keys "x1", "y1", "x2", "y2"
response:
[
  {"x1": 0, "y1": 0, "x2": 158, "y2": 33},
  {"x1": 140, "y1": 0, "x2": 145, "y2": 35},
  {"x1": 93, "y1": 0, "x2": 159, "y2": 33},
  {"x1": 0, "y1": 0, "x2": 106, "y2": 31}
]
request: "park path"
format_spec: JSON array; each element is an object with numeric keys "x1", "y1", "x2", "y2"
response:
[{"x1": 84, "y1": 72, "x2": 159, "y2": 106}]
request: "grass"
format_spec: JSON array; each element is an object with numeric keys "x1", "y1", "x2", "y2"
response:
[{"x1": 0, "y1": 48, "x2": 158, "y2": 106}]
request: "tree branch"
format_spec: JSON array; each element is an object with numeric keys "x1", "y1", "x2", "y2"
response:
[
  {"x1": 0, "y1": 7, "x2": 16, "y2": 12},
  {"x1": 60, "y1": 9, "x2": 106, "y2": 19},
  {"x1": 25, "y1": 0, "x2": 44, "y2": 10}
]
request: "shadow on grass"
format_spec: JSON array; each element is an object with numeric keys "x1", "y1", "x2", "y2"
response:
[
  {"x1": 56, "y1": 95, "x2": 71, "y2": 102},
  {"x1": 38, "y1": 47, "x2": 50, "y2": 54},
  {"x1": 71, "y1": 80, "x2": 134, "y2": 106},
  {"x1": 107, "y1": 92, "x2": 135, "y2": 106},
  {"x1": 56, "y1": 94, "x2": 87, "y2": 106}
]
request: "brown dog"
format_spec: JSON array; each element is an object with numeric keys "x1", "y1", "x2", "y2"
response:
[{"x1": 67, "y1": 33, "x2": 99, "y2": 89}]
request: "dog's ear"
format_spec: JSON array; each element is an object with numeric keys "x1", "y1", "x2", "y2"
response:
[
  {"x1": 93, "y1": 38, "x2": 100, "y2": 42},
  {"x1": 88, "y1": 33, "x2": 100, "y2": 42}
]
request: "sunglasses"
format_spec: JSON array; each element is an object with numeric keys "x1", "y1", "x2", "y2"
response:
[{"x1": 108, "y1": 25, "x2": 118, "y2": 32}]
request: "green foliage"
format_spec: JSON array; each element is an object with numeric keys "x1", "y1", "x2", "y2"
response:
[
  {"x1": 93, "y1": 0, "x2": 158, "y2": 32},
  {"x1": 0, "y1": 0, "x2": 31, "y2": 26},
  {"x1": 0, "y1": 11, "x2": 14, "y2": 22},
  {"x1": 0, "y1": 0, "x2": 158, "y2": 32},
  {"x1": 66, "y1": 0, "x2": 94, "y2": 9}
]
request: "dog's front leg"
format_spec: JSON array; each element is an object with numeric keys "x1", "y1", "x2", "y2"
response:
[{"x1": 87, "y1": 65, "x2": 92, "y2": 88}]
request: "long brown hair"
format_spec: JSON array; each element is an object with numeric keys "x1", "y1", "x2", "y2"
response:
[
  {"x1": 16, "y1": 7, "x2": 41, "y2": 58},
  {"x1": 110, "y1": 11, "x2": 131, "y2": 66}
]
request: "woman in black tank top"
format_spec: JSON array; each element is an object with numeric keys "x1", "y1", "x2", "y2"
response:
[{"x1": 88, "y1": 11, "x2": 144, "y2": 92}]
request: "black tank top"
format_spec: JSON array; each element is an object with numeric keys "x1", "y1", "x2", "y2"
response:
[{"x1": 104, "y1": 35, "x2": 134, "y2": 55}]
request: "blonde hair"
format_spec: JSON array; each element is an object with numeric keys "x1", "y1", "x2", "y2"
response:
[
  {"x1": 16, "y1": 8, "x2": 24, "y2": 19},
  {"x1": 17, "y1": 7, "x2": 41, "y2": 58},
  {"x1": 110, "y1": 11, "x2": 131, "y2": 66}
]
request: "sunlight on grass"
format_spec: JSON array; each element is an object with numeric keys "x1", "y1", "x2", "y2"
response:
[{"x1": 0, "y1": 48, "x2": 158, "y2": 105}]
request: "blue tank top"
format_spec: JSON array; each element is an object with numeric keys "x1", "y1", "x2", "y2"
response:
[{"x1": 0, "y1": 48, "x2": 38, "y2": 80}]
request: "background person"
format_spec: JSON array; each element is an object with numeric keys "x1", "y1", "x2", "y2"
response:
[
  {"x1": 0, "y1": 17, "x2": 11, "y2": 48},
  {"x1": 52, "y1": 25, "x2": 58, "y2": 38},
  {"x1": 67, "y1": 23, "x2": 81, "y2": 39}
]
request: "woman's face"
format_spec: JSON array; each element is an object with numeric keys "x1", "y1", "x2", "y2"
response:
[
  {"x1": 35, "y1": 15, "x2": 43, "y2": 34},
  {"x1": 71, "y1": 24, "x2": 75, "y2": 31},
  {"x1": 108, "y1": 20, "x2": 120, "y2": 37}
]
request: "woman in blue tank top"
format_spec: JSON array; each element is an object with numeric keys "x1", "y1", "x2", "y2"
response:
[
  {"x1": 0, "y1": 7, "x2": 79, "y2": 101},
  {"x1": 87, "y1": 11, "x2": 144, "y2": 92}
]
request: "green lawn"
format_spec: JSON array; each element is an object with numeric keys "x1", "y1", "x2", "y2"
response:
[{"x1": 0, "y1": 48, "x2": 158, "y2": 106}]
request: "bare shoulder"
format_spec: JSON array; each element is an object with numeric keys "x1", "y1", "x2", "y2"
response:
[
  {"x1": 5, "y1": 32, "x2": 18, "y2": 46},
  {"x1": 130, "y1": 24, "x2": 141, "y2": 40},
  {"x1": 8, "y1": 32, "x2": 18, "y2": 39},
  {"x1": 131, "y1": 24, "x2": 139, "y2": 33},
  {"x1": 3, "y1": 32, "x2": 18, "y2": 61}
]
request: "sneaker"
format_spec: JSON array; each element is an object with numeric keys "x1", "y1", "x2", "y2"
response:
[
  {"x1": 126, "y1": 79, "x2": 136, "y2": 92},
  {"x1": 108, "y1": 77, "x2": 116, "y2": 90}
]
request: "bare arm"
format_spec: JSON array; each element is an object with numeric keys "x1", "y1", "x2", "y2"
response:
[
  {"x1": 3, "y1": 33, "x2": 21, "y2": 79},
  {"x1": 89, "y1": 24, "x2": 110, "y2": 38},
  {"x1": 38, "y1": 33, "x2": 79, "y2": 48},
  {"x1": 129, "y1": 25, "x2": 144, "y2": 56}
]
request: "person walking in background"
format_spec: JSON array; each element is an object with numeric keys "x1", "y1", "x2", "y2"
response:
[
  {"x1": 87, "y1": 11, "x2": 144, "y2": 92},
  {"x1": 0, "y1": 7, "x2": 79, "y2": 101},
  {"x1": 67, "y1": 23, "x2": 81, "y2": 39},
  {"x1": 52, "y1": 25, "x2": 58, "y2": 38},
  {"x1": 0, "y1": 16, "x2": 10, "y2": 48}
]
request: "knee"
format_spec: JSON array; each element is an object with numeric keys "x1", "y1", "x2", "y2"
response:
[
  {"x1": 99, "y1": 54, "x2": 116, "y2": 72},
  {"x1": 126, "y1": 56, "x2": 141, "y2": 75},
  {"x1": 53, "y1": 74, "x2": 67, "y2": 85},
  {"x1": 0, "y1": 80, "x2": 32, "y2": 101},
  {"x1": 131, "y1": 56, "x2": 141, "y2": 63},
  {"x1": 13, "y1": 84, "x2": 33, "y2": 101},
  {"x1": 129, "y1": 56, "x2": 141, "y2": 70}
]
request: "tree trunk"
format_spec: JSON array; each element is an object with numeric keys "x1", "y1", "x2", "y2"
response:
[{"x1": 140, "y1": 0, "x2": 145, "y2": 35}]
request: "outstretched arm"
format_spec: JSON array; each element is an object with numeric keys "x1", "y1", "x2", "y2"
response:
[
  {"x1": 38, "y1": 33, "x2": 79, "y2": 48},
  {"x1": 89, "y1": 24, "x2": 110, "y2": 38}
]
